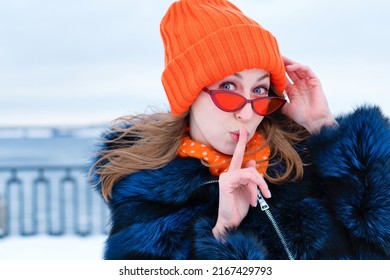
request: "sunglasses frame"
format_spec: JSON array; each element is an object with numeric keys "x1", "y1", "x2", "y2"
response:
[{"x1": 202, "y1": 87, "x2": 287, "y2": 116}]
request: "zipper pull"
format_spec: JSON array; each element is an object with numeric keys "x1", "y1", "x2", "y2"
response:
[{"x1": 257, "y1": 189, "x2": 269, "y2": 211}]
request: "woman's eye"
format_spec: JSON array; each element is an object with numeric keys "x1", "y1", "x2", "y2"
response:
[
  {"x1": 253, "y1": 86, "x2": 268, "y2": 95},
  {"x1": 220, "y1": 82, "x2": 236, "y2": 91}
]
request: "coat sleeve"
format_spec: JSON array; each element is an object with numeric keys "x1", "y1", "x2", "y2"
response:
[
  {"x1": 190, "y1": 216, "x2": 267, "y2": 259},
  {"x1": 99, "y1": 161, "x2": 207, "y2": 260},
  {"x1": 306, "y1": 106, "x2": 390, "y2": 258}
]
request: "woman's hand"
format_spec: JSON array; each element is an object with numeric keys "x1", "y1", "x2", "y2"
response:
[
  {"x1": 212, "y1": 126, "x2": 270, "y2": 241},
  {"x1": 282, "y1": 56, "x2": 337, "y2": 134}
]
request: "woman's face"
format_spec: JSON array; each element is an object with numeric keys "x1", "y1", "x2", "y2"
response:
[{"x1": 189, "y1": 68, "x2": 270, "y2": 155}]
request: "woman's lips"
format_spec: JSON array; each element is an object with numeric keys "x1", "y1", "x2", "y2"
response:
[
  {"x1": 230, "y1": 129, "x2": 250, "y2": 143},
  {"x1": 230, "y1": 131, "x2": 240, "y2": 143}
]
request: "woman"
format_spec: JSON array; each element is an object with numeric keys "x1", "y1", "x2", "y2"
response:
[{"x1": 90, "y1": 0, "x2": 390, "y2": 259}]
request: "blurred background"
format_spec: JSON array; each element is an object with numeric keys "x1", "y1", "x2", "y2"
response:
[{"x1": 0, "y1": 0, "x2": 389, "y2": 260}]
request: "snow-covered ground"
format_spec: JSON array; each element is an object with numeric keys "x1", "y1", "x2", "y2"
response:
[{"x1": 0, "y1": 235, "x2": 106, "y2": 260}]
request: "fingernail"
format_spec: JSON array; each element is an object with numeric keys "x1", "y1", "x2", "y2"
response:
[{"x1": 267, "y1": 190, "x2": 272, "y2": 198}]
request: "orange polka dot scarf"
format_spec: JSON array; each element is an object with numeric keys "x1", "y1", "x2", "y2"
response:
[{"x1": 177, "y1": 132, "x2": 270, "y2": 176}]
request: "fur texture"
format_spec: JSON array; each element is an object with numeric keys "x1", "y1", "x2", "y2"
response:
[{"x1": 91, "y1": 106, "x2": 390, "y2": 259}]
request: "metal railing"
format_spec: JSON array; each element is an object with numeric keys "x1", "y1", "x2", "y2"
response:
[{"x1": 0, "y1": 166, "x2": 109, "y2": 238}]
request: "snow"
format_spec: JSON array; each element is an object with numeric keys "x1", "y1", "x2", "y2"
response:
[{"x1": 0, "y1": 235, "x2": 106, "y2": 260}]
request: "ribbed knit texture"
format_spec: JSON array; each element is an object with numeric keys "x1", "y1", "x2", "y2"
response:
[{"x1": 160, "y1": 0, "x2": 286, "y2": 115}]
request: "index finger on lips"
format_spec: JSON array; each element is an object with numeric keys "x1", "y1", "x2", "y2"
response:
[{"x1": 228, "y1": 125, "x2": 248, "y2": 171}]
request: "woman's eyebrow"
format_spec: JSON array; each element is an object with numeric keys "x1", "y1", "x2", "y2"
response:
[
  {"x1": 257, "y1": 73, "x2": 270, "y2": 82},
  {"x1": 233, "y1": 73, "x2": 243, "y2": 79}
]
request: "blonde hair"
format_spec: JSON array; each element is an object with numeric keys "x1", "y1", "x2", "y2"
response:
[{"x1": 91, "y1": 110, "x2": 309, "y2": 201}]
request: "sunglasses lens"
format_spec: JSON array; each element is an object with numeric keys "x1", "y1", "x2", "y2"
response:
[
  {"x1": 207, "y1": 88, "x2": 286, "y2": 116},
  {"x1": 212, "y1": 92, "x2": 245, "y2": 112},
  {"x1": 253, "y1": 98, "x2": 286, "y2": 115}
]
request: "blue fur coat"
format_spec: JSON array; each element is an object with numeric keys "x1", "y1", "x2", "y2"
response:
[{"x1": 91, "y1": 106, "x2": 390, "y2": 259}]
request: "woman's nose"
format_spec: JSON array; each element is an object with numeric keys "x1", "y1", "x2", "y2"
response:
[{"x1": 235, "y1": 102, "x2": 254, "y2": 122}]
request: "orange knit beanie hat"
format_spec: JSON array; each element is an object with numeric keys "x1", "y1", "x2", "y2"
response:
[{"x1": 161, "y1": 0, "x2": 286, "y2": 115}]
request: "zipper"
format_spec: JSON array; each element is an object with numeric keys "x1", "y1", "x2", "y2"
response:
[
  {"x1": 198, "y1": 180, "x2": 219, "y2": 187},
  {"x1": 200, "y1": 180, "x2": 295, "y2": 260},
  {"x1": 257, "y1": 189, "x2": 295, "y2": 260}
]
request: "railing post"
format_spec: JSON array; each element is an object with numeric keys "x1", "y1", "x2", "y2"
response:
[
  {"x1": 5, "y1": 169, "x2": 23, "y2": 237},
  {"x1": 0, "y1": 166, "x2": 109, "y2": 238},
  {"x1": 32, "y1": 168, "x2": 50, "y2": 235}
]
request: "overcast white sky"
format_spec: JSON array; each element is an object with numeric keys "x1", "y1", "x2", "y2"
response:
[{"x1": 1, "y1": 0, "x2": 389, "y2": 126}]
